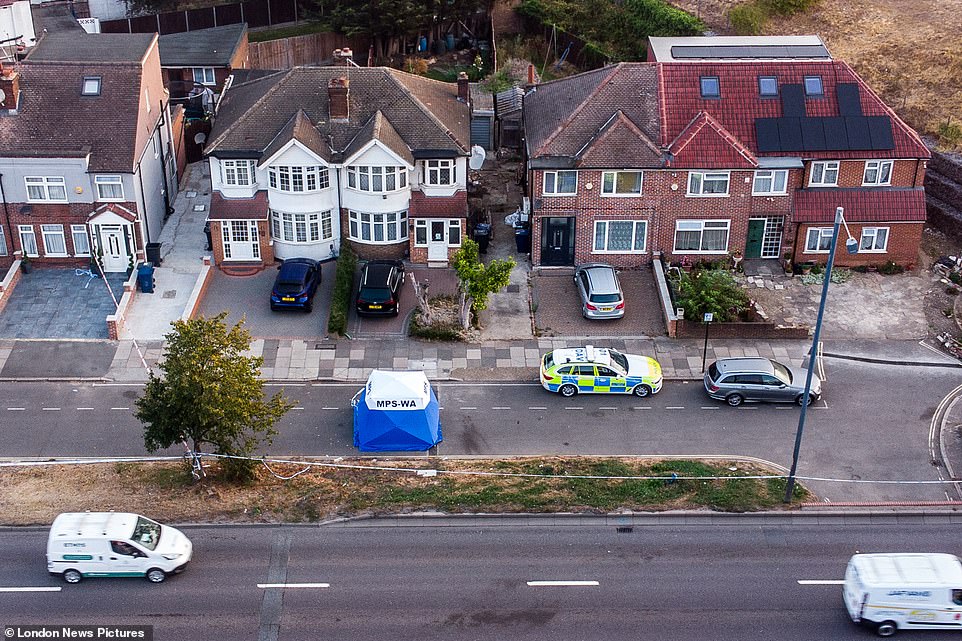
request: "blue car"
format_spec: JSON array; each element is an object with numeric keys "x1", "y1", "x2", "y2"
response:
[{"x1": 270, "y1": 258, "x2": 321, "y2": 312}]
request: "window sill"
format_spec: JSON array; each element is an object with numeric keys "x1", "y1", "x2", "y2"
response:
[
  {"x1": 591, "y1": 250, "x2": 647, "y2": 254},
  {"x1": 541, "y1": 193, "x2": 577, "y2": 197},
  {"x1": 348, "y1": 237, "x2": 408, "y2": 245},
  {"x1": 751, "y1": 192, "x2": 788, "y2": 197},
  {"x1": 685, "y1": 193, "x2": 730, "y2": 198},
  {"x1": 861, "y1": 183, "x2": 892, "y2": 188},
  {"x1": 599, "y1": 193, "x2": 644, "y2": 198},
  {"x1": 43, "y1": 254, "x2": 69, "y2": 258},
  {"x1": 671, "y1": 250, "x2": 730, "y2": 255}
]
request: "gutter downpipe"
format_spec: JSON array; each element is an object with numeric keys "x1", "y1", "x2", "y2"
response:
[{"x1": 0, "y1": 173, "x2": 13, "y2": 254}]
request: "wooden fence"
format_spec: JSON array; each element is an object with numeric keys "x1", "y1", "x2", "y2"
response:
[{"x1": 248, "y1": 32, "x2": 370, "y2": 69}]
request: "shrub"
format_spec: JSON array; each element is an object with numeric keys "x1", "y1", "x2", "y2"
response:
[
  {"x1": 761, "y1": 0, "x2": 818, "y2": 15},
  {"x1": 404, "y1": 57, "x2": 429, "y2": 76},
  {"x1": 878, "y1": 260, "x2": 905, "y2": 275},
  {"x1": 728, "y1": 2, "x2": 767, "y2": 35},
  {"x1": 937, "y1": 120, "x2": 962, "y2": 149},
  {"x1": 674, "y1": 269, "x2": 751, "y2": 322},
  {"x1": 327, "y1": 243, "x2": 357, "y2": 336},
  {"x1": 950, "y1": 272, "x2": 962, "y2": 285}
]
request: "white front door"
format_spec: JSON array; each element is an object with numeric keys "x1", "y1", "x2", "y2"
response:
[
  {"x1": 427, "y1": 220, "x2": 447, "y2": 262},
  {"x1": 221, "y1": 220, "x2": 260, "y2": 261},
  {"x1": 101, "y1": 226, "x2": 128, "y2": 272}
]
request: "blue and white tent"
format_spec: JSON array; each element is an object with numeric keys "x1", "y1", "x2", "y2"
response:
[{"x1": 352, "y1": 370, "x2": 442, "y2": 452}]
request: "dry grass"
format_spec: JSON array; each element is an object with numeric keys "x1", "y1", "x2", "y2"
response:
[{"x1": 669, "y1": 0, "x2": 962, "y2": 148}]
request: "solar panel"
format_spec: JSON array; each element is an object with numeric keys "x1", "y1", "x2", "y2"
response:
[
  {"x1": 786, "y1": 45, "x2": 831, "y2": 59},
  {"x1": 866, "y1": 116, "x2": 895, "y2": 150},
  {"x1": 781, "y1": 84, "x2": 806, "y2": 117},
  {"x1": 777, "y1": 118, "x2": 803, "y2": 150},
  {"x1": 800, "y1": 118, "x2": 827, "y2": 151},
  {"x1": 821, "y1": 117, "x2": 849, "y2": 150},
  {"x1": 836, "y1": 84, "x2": 863, "y2": 117},
  {"x1": 669, "y1": 44, "x2": 831, "y2": 60},
  {"x1": 755, "y1": 118, "x2": 781, "y2": 152},
  {"x1": 846, "y1": 116, "x2": 872, "y2": 149}
]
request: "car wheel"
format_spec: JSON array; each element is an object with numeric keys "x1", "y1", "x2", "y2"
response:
[
  {"x1": 270, "y1": 304, "x2": 278, "y2": 312},
  {"x1": 62, "y1": 569, "x2": 82, "y2": 584},
  {"x1": 875, "y1": 621, "x2": 897, "y2": 637},
  {"x1": 726, "y1": 394, "x2": 744, "y2": 407},
  {"x1": 304, "y1": 303, "x2": 313, "y2": 313},
  {"x1": 632, "y1": 384, "x2": 652, "y2": 398},
  {"x1": 559, "y1": 384, "x2": 578, "y2": 398},
  {"x1": 795, "y1": 394, "x2": 814, "y2": 406},
  {"x1": 146, "y1": 568, "x2": 166, "y2": 584}
]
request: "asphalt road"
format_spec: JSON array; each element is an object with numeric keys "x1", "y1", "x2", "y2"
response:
[
  {"x1": 1, "y1": 520, "x2": 958, "y2": 641},
  {"x1": 0, "y1": 358, "x2": 958, "y2": 502}
]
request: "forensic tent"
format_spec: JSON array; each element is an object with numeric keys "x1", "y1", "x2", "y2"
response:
[{"x1": 352, "y1": 370, "x2": 442, "y2": 452}]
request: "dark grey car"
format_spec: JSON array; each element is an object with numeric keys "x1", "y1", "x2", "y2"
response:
[
  {"x1": 574, "y1": 264, "x2": 625, "y2": 319},
  {"x1": 703, "y1": 357, "x2": 821, "y2": 407}
]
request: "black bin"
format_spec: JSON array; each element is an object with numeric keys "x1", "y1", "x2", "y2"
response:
[
  {"x1": 203, "y1": 221, "x2": 212, "y2": 251},
  {"x1": 514, "y1": 227, "x2": 531, "y2": 253},
  {"x1": 473, "y1": 223, "x2": 492, "y2": 253},
  {"x1": 145, "y1": 242, "x2": 162, "y2": 266},
  {"x1": 137, "y1": 263, "x2": 155, "y2": 294}
]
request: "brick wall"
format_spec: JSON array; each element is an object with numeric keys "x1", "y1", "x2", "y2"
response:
[
  {"x1": 675, "y1": 319, "x2": 809, "y2": 339},
  {"x1": 339, "y1": 208, "x2": 408, "y2": 261},
  {"x1": 0, "y1": 259, "x2": 23, "y2": 315},
  {"x1": 803, "y1": 159, "x2": 921, "y2": 188},
  {"x1": 794, "y1": 222, "x2": 922, "y2": 268},
  {"x1": 210, "y1": 220, "x2": 273, "y2": 269}
]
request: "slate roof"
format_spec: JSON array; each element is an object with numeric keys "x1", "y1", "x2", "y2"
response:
[
  {"x1": 208, "y1": 191, "x2": 269, "y2": 220},
  {"x1": 206, "y1": 66, "x2": 470, "y2": 162},
  {"x1": 793, "y1": 188, "x2": 926, "y2": 223},
  {"x1": 158, "y1": 24, "x2": 247, "y2": 67},
  {"x1": 262, "y1": 109, "x2": 331, "y2": 163},
  {"x1": 343, "y1": 110, "x2": 414, "y2": 165},
  {"x1": 25, "y1": 32, "x2": 155, "y2": 63},
  {"x1": 408, "y1": 190, "x2": 468, "y2": 216}
]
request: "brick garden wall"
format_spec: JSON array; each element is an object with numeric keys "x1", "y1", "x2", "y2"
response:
[{"x1": 675, "y1": 319, "x2": 809, "y2": 339}]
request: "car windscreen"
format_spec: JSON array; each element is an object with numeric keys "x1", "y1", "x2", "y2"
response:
[
  {"x1": 608, "y1": 350, "x2": 629, "y2": 372},
  {"x1": 360, "y1": 287, "x2": 392, "y2": 300},
  {"x1": 131, "y1": 516, "x2": 162, "y2": 551},
  {"x1": 772, "y1": 361, "x2": 792, "y2": 384},
  {"x1": 707, "y1": 362, "x2": 720, "y2": 381},
  {"x1": 589, "y1": 293, "x2": 621, "y2": 303}
]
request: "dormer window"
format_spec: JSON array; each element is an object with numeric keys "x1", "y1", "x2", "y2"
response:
[
  {"x1": 804, "y1": 76, "x2": 823, "y2": 96},
  {"x1": 700, "y1": 76, "x2": 720, "y2": 99},
  {"x1": 82, "y1": 76, "x2": 101, "y2": 96},
  {"x1": 758, "y1": 76, "x2": 778, "y2": 97}
]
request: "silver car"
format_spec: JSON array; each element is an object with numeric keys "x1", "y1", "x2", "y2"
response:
[
  {"x1": 703, "y1": 357, "x2": 821, "y2": 407},
  {"x1": 574, "y1": 264, "x2": 625, "y2": 319}
]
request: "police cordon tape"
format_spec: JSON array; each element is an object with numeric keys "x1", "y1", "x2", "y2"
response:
[{"x1": 0, "y1": 452, "x2": 960, "y2": 486}]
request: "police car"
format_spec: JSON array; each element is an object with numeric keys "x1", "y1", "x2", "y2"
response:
[{"x1": 540, "y1": 345, "x2": 663, "y2": 398}]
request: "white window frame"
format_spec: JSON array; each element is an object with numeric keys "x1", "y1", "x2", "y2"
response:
[
  {"x1": 71, "y1": 225, "x2": 90, "y2": 256},
  {"x1": 270, "y1": 210, "x2": 333, "y2": 244},
  {"x1": 687, "y1": 171, "x2": 730, "y2": 197},
  {"x1": 191, "y1": 67, "x2": 216, "y2": 85},
  {"x1": 593, "y1": 220, "x2": 647, "y2": 253},
  {"x1": 424, "y1": 159, "x2": 455, "y2": 186},
  {"x1": 673, "y1": 220, "x2": 730, "y2": 253},
  {"x1": 414, "y1": 220, "x2": 428, "y2": 246},
  {"x1": 348, "y1": 210, "x2": 408, "y2": 244},
  {"x1": 809, "y1": 161, "x2": 839, "y2": 186},
  {"x1": 222, "y1": 160, "x2": 256, "y2": 187},
  {"x1": 862, "y1": 160, "x2": 893, "y2": 186},
  {"x1": 542, "y1": 170, "x2": 577, "y2": 195},
  {"x1": 145, "y1": 87, "x2": 150, "y2": 113},
  {"x1": 601, "y1": 171, "x2": 643, "y2": 197},
  {"x1": 859, "y1": 227, "x2": 889, "y2": 253},
  {"x1": 804, "y1": 227, "x2": 835, "y2": 253},
  {"x1": 41, "y1": 224, "x2": 67, "y2": 257},
  {"x1": 346, "y1": 166, "x2": 407, "y2": 193},
  {"x1": 95, "y1": 175, "x2": 125, "y2": 201},
  {"x1": 752, "y1": 170, "x2": 788, "y2": 195},
  {"x1": 448, "y1": 219, "x2": 462, "y2": 246},
  {"x1": 18, "y1": 225, "x2": 38, "y2": 257},
  {"x1": 268, "y1": 165, "x2": 329, "y2": 192},
  {"x1": 25, "y1": 176, "x2": 67, "y2": 202},
  {"x1": 0, "y1": 224, "x2": 7, "y2": 256}
]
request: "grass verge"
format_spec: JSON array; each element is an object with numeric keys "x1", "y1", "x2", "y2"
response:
[{"x1": 0, "y1": 457, "x2": 808, "y2": 526}]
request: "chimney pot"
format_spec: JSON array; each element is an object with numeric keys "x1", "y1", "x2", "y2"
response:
[
  {"x1": 457, "y1": 71, "x2": 470, "y2": 104},
  {"x1": 333, "y1": 47, "x2": 354, "y2": 67},
  {"x1": 527, "y1": 64, "x2": 535, "y2": 84}
]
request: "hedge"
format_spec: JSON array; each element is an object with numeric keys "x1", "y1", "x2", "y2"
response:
[{"x1": 326, "y1": 244, "x2": 357, "y2": 336}]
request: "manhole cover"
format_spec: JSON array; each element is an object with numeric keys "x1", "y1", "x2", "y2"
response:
[
  {"x1": 507, "y1": 284, "x2": 521, "y2": 293},
  {"x1": 162, "y1": 290, "x2": 176, "y2": 299}
]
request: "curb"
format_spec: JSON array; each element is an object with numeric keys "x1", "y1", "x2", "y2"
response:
[{"x1": 822, "y1": 351, "x2": 962, "y2": 368}]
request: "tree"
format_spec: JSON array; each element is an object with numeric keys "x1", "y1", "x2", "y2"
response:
[
  {"x1": 451, "y1": 238, "x2": 515, "y2": 329},
  {"x1": 135, "y1": 313, "x2": 294, "y2": 480}
]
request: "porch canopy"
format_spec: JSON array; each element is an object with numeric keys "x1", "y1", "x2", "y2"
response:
[{"x1": 352, "y1": 370, "x2": 442, "y2": 452}]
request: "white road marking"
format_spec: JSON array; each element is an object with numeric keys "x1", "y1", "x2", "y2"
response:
[
  {"x1": 633, "y1": 406, "x2": 651, "y2": 410},
  {"x1": 0, "y1": 586, "x2": 62, "y2": 592},
  {"x1": 599, "y1": 406, "x2": 618, "y2": 410},
  {"x1": 460, "y1": 406, "x2": 477, "y2": 410},
  {"x1": 491, "y1": 407, "x2": 511, "y2": 410},
  {"x1": 797, "y1": 580, "x2": 844, "y2": 585},
  {"x1": 564, "y1": 407, "x2": 584, "y2": 411},
  {"x1": 92, "y1": 383, "x2": 143, "y2": 387},
  {"x1": 292, "y1": 407, "x2": 305, "y2": 411},
  {"x1": 257, "y1": 583, "x2": 330, "y2": 589},
  {"x1": 527, "y1": 580, "x2": 599, "y2": 587},
  {"x1": 76, "y1": 407, "x2": 94, "y2": 411},
  {"x1": 41, "y1": 407, "x2": 61, "y2": 411},
  {"x1": 737, "y1": 407, "x2": 758, "y2": 410},
  {"x1": 700, "y1": 406, "x2": 719, "y2": 410},
  {"x1": 665, "y1": 406, "x2": 684, "y2": 410},
  {"x1": 775, "y1": 406, "x2": 793, "y2": 410},
  {"x1": 528, "y1": 406, "x2": 547, "y2": 411},
  {"x1": 321, "y1": 407, "x2": 339, "y2": 411},
  {"x1": 6, "y1": 408, "x2": 25, "y2": 411},
  {"x1": 110, "y1": 407, "x2": 129, "y2": 411}
]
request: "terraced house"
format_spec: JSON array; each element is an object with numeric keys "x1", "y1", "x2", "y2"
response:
[
  {"x1": 523, "y1": 36, "x2": 929, "y2": 269},
  {"x1": 204, "y1": 48, "x2": 472, "y2": 272}
]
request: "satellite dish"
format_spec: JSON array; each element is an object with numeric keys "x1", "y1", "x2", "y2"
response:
[
  {"x1": 193, "y1": 132, "x2": 207, "y2": 145},
  {"x1": 469, "y1": 145, "x2": 486, "y2": 170}
]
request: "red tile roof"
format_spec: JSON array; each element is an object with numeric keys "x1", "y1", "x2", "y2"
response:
[
  {"x1": 668, "y1": 112, "x2": 757, "y2": 168},
  {"x1": 793, "y1": 188, "x2": 926, "y2": 223},
  {"x1": 408, "y1": 191, "x2": 468, "y2": 217},
  {"x1": 658, "y1": 61, "x2": 930, "y2": 160},
  {"x1": 208, "y1": 191, "x2": 269, "y2": 220}
]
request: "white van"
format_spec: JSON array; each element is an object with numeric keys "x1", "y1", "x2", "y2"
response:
[
  {"x1": 844, "y1": 553, "x2": 962, "y2": 636},
  {"x1": 47, "y1": 512, "x2": 192, "y2": 584}
]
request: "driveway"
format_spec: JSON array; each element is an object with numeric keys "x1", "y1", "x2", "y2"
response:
[
  {"x1": 532, "y1": 266, "x2": 666, "y2": 338},
  {"x1": 196, "y1": 262, "x2": 335, "y2": 338},
  {"x1": 0, "y1": 268, "x2": 128, "y2": 339},
  {"x1": 349, "y1": 266, "x2": 460, "y2": 338}
]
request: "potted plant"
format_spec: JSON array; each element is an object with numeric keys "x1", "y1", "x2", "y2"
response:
[
  {"x1": 730, "y1": 249, "x2": 743, "y2": 272},
  {"x1": 20, "y1": 254, "x2": 32, "y2": 274}
]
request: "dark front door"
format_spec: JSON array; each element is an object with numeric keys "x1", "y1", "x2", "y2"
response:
[
  {"x1": 745, "y1": 219, "x2": 766, "y2": 259},
  {"x1": 541, "y1": 217, "x2": 575, "y2": 266}
]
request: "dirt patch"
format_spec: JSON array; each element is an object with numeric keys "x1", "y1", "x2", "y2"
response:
[{"x1": 920, "y1": 225, "x2": 962, "y2": 340}]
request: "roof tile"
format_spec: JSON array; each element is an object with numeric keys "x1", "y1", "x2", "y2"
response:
[{"x1": 793, "y1": 188, "x2": 926, "y2": 223}]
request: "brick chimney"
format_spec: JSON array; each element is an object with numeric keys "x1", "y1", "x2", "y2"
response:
[
  {"x1": 328, "y1": 76, "x2": 349, "y2": 121},
  {"x1": 0, "y1": 62, "x2": 20, "y2": 111},
  {"x1": 333, "y1": 48, "x2": 354, "y2": 67},
  {"x1": 457, "y1": 71, "x2": 470, "y2": 105}
]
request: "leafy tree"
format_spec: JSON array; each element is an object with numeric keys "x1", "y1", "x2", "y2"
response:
[
  {"x1": 675, "y1": 269, "x2": 750, "y2": 322},
  {"x1": 135, "y1": 313, "x2": 294, "y2": 480},
  {"x1": 451, "y1": 238, "x2": 515, "y2": 328}
]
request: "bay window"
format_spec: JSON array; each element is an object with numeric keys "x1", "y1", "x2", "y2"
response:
[
  {"x1": 347, "y1": 166, "x2": 408, "y2": 192},
  {"x1": 222, "y1": 160, "x2": 256, "y2": 187},
  {"x1": 348, "y1": 210, "x2": 408, "y2": 243},
  {"x1": 18, "y1": 225, "x2": 38, "y2": 257},
  {"x1": 41, "y1": 224, "x2": 67, "y2": 257},
  {"x1": 424, "y1": 160, "x2": 455, "y2": 186},
  {"x1": 270, "y1": 210, "x2": 333, "y2": 243},
  {"x1": 268, "y1": 166, "x2": 329, "y2": 192},
  {"x1": 71, "y1": 225, "x2": 90, "y2": 256}
]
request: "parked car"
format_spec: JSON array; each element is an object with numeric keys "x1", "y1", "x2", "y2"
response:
[
  {"x1": 540, "y1": 345, "x2": 662, "y2": 398},
  {"x1": 703, "y1": 357, "x2": 821, "y2": 407},
  {"x1": 356, "y1": 260, "x2": 405, "y2": 317},
  {"x1": 270, "y1": 258, "x2": 321, "y2": 312},
  {"x1": 574, "y1": 264, "x2": 625, "y2": 319}
]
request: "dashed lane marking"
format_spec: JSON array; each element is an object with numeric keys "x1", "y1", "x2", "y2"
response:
[
  {"x1": 564, "y1": 407, "x2": 584, "y2": 411},
  {"x1": 77, "y1": 408, "x2": 94, "y2": 411},
  {"x1": 528, "y1": 406, "x2": 548, "y2": 410},
  {"x1": 797, "y1": 580, "x2": 844, "y2": 585},
  {"x1": 6, "y1": 408, "x2": 25, "y2": 411},
  {"x1": 491, "y1": 407, "x2": 511, "y2": 410},
  {"x1": 460, "y1": 407, "x2": 477, "y2": 410},
  {"x1": 0, "y1": 587, "x2": 62, "y2": 593},
  {"x1": 257, "y1": 583, "x2": 330, "y2": 589},
  {"x1": 526, "y1": 581, "x2": 599, "y2": 587},
  {"x1": 41, "y1": 408, "x2": 61, "y2": 411},
  {"x1": 110, "y1": 407, "x2": 130, "y2": 411}
]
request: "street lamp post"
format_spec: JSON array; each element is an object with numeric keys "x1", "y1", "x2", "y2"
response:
[{"x1": 783, "y1": 206, "x2": 858, "y2": 503}]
